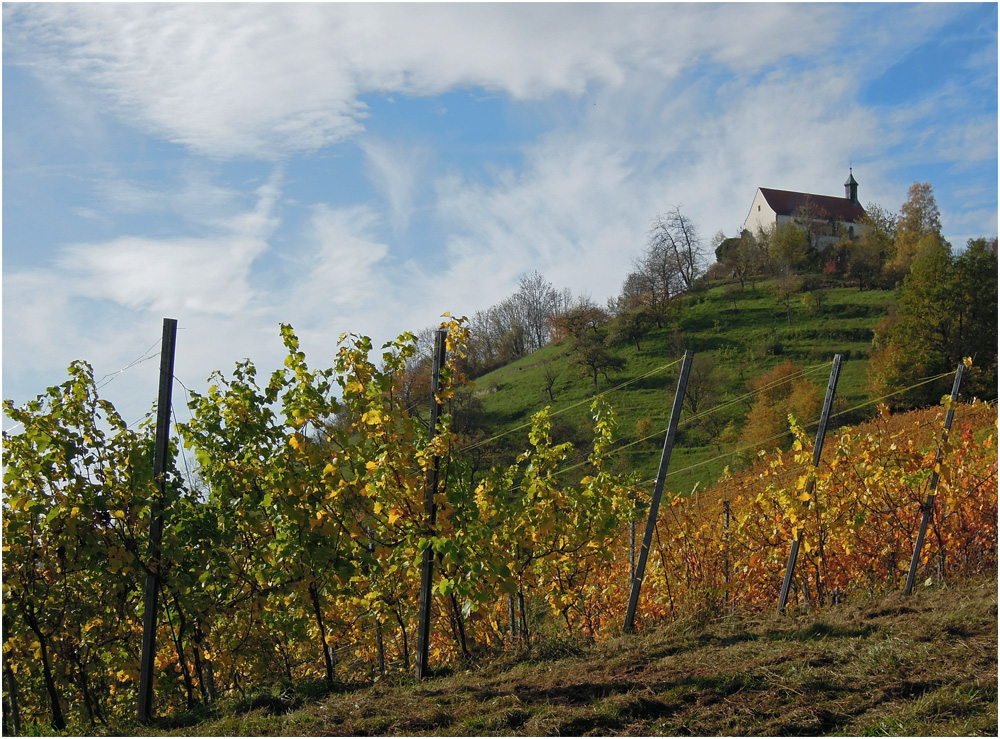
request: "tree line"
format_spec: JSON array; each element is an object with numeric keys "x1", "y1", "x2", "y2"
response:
[{"x1": 427, "y1": 204, "x2": 706, "y2": 388}]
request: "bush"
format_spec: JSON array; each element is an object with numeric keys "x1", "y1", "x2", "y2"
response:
[
  {"x1": 800, "y1": 275, "x2": 824, "y2": 292},
  {"x1": 635, "y1": 417, "x2": 655, "y2": 445},
  {"x1": 760, "y1": 336, "x2": 784, "y2": 357}
]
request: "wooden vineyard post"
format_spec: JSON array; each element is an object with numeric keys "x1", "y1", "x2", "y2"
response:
[
  {"x1": 777, "y1": 354, "x2": 842, "y2": 614},
  {"x1": 416, "y1": 328, "x2": 447, "y2": 680},
  {"x1": 904, "y1": 362, "x2": 965, "y2": 596},
  {"x1": 138, "y1": 318, "x2": 178, "y2": 723},
  {"x1": 623, "y1": 350, "x2": 693, "y2": 634}
]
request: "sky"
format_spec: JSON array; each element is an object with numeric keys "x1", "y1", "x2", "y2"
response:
[{"x1": 2, "y1": 1, "x2": 997, "y2": 429}]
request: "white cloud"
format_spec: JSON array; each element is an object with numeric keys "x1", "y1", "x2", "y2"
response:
[
  {"x1": 2, "y1": 174, "x2": 283, "y2": 426},
  {"x1": 434, "y1": 134, "x2": 642, "y2": 311},
  {"x1": 2, "y1": 2, "x2": 898, "y2": 161},
  {"x1": 58, "y1": 234, "x2": 265, "y2": 316},
  {"x1": 360, "y1": 137, "x2": 431, "y2": 235},
  {"x1": 1, "y1": 269, "x2": 185, "y2": 428},
  {"x1": 5, "y1": 4, "x2": 362, "y2": 158},
  {"x1": 52, "y1": 177, "x2": 280, "y2": 316},
  {"x1": 293, "y1": 204, "x2": 392, "y2": 312},
  {"x1": 2, "y1": 271, "x2": 80, "y2": 371},
  {"x1": 426, "y1": 58, "x2": 892, "y2": 314},
  {"x1": 941, "y1": 205, "x2": 999, "y2": 245},
  {"x1": 94, "y1": 179, "x2": 169, "y2": 215},
  {"x1": 93, "y1": 169, "x2": 256, "y2": 225}
]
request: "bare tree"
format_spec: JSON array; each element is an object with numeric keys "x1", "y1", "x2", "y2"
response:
[
  {"x1": 608, "y1": 308, "x2": 652, "y2": 352},
  {"x1": 466, "y1": 308, "x2": 499, "y2": 373},
  {"x1": 643, "y1": 215, "x2": 685, "y2": 305},
  {"x1": 629, "y1": 206, "x2": 705, "y2": 326},
  {"x1": 541, "y1": 364, "x2": 560, "y2": 402},
  {"x1": 512, "y1": 271, "x2": 563, "y2": 352},
  {"x1": 462, "y1": 272, "x2": 570, "y2": 376},
  {"x1": 663, "y1": 205, "x2": 705, "y2": 290},
  {"x1": 492, "y1": 296, "x2": 529, "y2": 359}
]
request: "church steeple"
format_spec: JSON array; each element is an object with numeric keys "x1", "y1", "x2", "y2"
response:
[{"x1": 844, "y1": 168, "x2": 859, "y2": 205}]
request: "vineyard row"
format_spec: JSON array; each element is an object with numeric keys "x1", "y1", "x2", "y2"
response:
[{"x1": 2, "y1": 318, "x2": 996, "y2": 733}]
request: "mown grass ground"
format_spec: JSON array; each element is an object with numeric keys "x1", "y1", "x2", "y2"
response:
[
  {"x1": 469, "y1": 278, "x2": 899, "y2": 493},
  {"x1": 147, "y1": 573, "x2": 997, "y2": 737}
]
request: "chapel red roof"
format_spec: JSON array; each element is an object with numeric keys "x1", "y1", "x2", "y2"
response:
[{"x1": 759, "y1": 187, "x2": 866, "y2": 223}]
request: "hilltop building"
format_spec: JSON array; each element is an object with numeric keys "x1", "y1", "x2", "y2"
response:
[{"x1": 743, "y1": 171, "x2": 867, "y2": 249}]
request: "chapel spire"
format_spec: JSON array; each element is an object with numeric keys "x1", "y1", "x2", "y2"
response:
[{"x1": 844, "y1": 168, "x2": 859, "y2": 205}]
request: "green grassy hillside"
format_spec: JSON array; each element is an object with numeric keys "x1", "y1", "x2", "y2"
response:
[{"x1": 466, "y1": 277, "x2": 899, "y2": 493}]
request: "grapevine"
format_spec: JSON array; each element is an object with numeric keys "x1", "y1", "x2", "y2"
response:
[{"x1": 3, "y1": 330, "x2": 996, "y2": 730}]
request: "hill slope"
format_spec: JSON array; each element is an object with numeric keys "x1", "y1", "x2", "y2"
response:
[
  {"x1": 155, "y1": 574, "x2": 997, "y2": 737},
  {"x1": 467, "y1": 279, "x2": 901, "y2": 492}
]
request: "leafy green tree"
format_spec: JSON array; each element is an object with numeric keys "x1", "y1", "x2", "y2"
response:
[
  {"x1": 887, "y1": 182, "x2": 943, "y2": 280},
  {"x1": 869, "y1": 237, "x2": 998, "y2": 406},
  {"x1": 767, "y1": 221, "x2": 810, "y2": 273},
  {"x1": 570, "y1": 330, "x2": 626, "y2": 391},
  {"x1": 608, "y1": 307, "x2": 652, "y2": 352},
  {"x1": 951, "y1": 237, "x2": 998, "y2": 398},
  {"x1": 845, "y1": 202, "x2": 895, "y2": 289},
  {"x1": 715, "y1": 230, "x2": 767, "y2": 290}
]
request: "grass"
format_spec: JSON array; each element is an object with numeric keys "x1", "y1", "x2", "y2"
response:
[
  {"x1": 140, "y1": 572, "x2": 997, "y2": 736},
  {"x1": 468, "y1": 276, "x2": 899, "y2": 492}
]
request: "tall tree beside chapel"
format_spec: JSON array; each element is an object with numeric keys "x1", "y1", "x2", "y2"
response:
[
  {"x1": 869, "y1": 236, "x2": 998, "y2": 406},
  {"x1": 887, "y1": 182, "x2": 944, "y2": 281}
]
